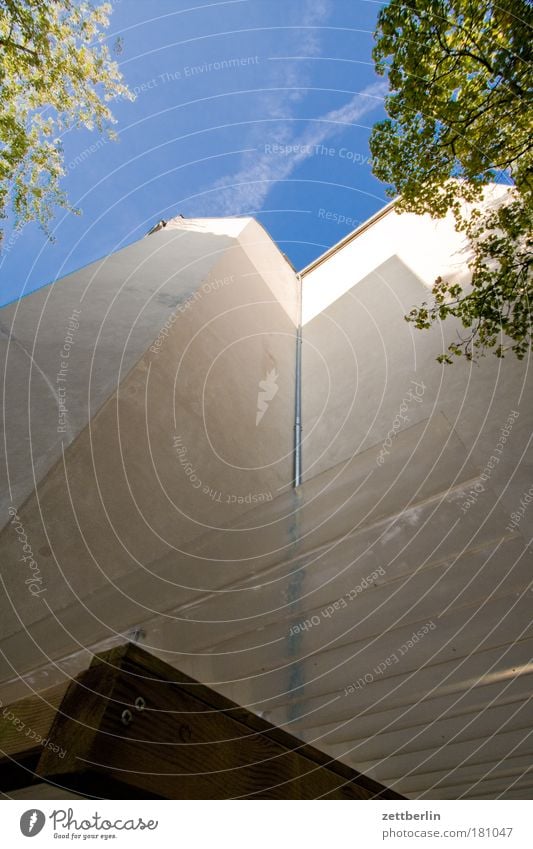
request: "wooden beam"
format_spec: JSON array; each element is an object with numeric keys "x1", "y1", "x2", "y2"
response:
[{"x1": 1, "y1": 643, "x2": 403, "y2": 800}]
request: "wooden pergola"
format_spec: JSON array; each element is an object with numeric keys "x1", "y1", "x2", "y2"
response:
[{"x1": 0, "y1": 642, "x2": 402, "y2": 800}]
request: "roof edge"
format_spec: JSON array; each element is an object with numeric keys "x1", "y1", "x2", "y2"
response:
[{"x1": 299, "y1": 199, "x2": 397, "y2": 277}]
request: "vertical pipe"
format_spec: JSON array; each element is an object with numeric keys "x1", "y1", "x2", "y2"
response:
[{"x1": 294, "y1": 272, "x2": 303, "y2": 487}]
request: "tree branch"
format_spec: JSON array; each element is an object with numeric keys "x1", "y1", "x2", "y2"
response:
[{"x1": 0, "y1": 37, "x2": 39, "y2": 61}]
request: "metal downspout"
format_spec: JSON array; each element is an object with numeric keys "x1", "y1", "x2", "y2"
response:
[{"x1": 294, "y1": 272, "x2": 303, "y2": 487}]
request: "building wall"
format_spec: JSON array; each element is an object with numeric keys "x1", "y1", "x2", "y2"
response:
[
  {"x1": 1, "y1": 201, "x2": 531, "y2": 800},
  {"x1": 301, "y1": 195, "x2": 531, "y2": 510},
  {"x1": 301, "y1": 184, "x2": 509, "y2": 324},
  {"x1": 293, "y1": 200, "x2": 533, "y2": 797},
  {"x1": 0, "y1": 220, "x2": 243, "y2": 517},
  {"x1": 0, "y1": 218, "x2": 299, "y2": 672}
]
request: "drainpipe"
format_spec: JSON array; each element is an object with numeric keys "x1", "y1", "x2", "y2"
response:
[{"x1": 293, "y1": 272, "x2": 303, "y2": 487}]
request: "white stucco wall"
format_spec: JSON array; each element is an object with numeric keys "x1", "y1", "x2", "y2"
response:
[
  {"x1": 1, "y1": 198, "x2": 530, "y2": 801},
  {"x1": 0, "y1": 217, "x2": 299, "y2": 658},
  {"x1": 301, "y1": 184, "x2": 510, "y2": 324}
]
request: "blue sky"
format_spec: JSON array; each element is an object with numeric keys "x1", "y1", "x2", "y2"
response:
[{"x1": 0, "y1": 0, "x2": 390, "y2": 306}]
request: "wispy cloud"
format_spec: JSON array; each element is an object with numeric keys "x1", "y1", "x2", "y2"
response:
[
  {"x1": 187, "y1": 0, "x2": 386, "y2": 217},
  {"x1": 195, "y1": 80, "x2": 387, "y2": 216}
]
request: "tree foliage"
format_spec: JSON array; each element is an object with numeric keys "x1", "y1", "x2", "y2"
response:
[
  {"x1": 0, "y1": 0, "x2": 131, "y2": 243},
  {"x1": 370, "y1": 0, "x2": 532, "y2": 361}
]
